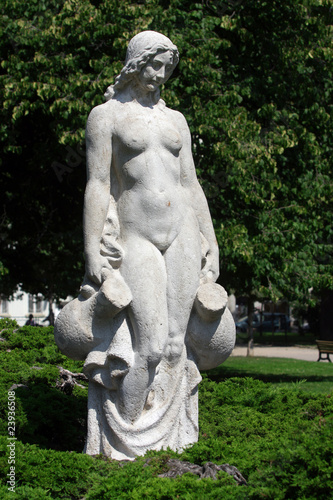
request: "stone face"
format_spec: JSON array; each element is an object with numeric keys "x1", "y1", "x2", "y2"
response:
[{"x1": 54, "y1": 30, "x2": 235, "y2": 460}]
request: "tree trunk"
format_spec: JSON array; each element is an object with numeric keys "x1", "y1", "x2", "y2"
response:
[
  {"x1": 48, "y1": 293, "x2": 55, "y2": 326},
  {"x1": 247, "y1": 297, "x2": 254, "y2": 357}
]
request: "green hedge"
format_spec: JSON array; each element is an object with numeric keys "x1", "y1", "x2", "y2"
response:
[{"x1": 0, "y1": 322, "x2": 332, "y2": 498}]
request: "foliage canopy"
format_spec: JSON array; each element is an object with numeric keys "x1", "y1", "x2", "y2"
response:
[{"x1": 0, "y1": 0, "x2": 332, "y2": 308}]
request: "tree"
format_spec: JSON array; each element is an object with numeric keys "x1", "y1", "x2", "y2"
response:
[
  {"x1": 1, "y1": 0, "x2": 332, "y2": 334},
  {"x1": 0, "y1": 0, "x2": 146, "y2": 312},
  {"x1": 153, "y1": 0, "x2": 333, "y2": 345}
]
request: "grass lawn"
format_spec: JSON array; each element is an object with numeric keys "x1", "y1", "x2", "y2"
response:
[{"x1": 205, "y1": 356, "x2": 333, "y2": 394}]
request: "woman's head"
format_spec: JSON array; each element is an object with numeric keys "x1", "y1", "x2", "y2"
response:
[{"x1": 104, "y1": 31, "x2": 179, "y2": 101}]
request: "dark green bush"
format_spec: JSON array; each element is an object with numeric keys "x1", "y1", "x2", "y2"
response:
[
  {"x1": 4, "y1": 326, "x2": 57, "y2": 350},
  {"x1": 0, "y1": 323, "x2": 332, "y2": 498},
  {"x1": 0, "y1": 318, "x2": 19, "y2": 332},
  {"x1": 0, "y1": 325, "x2": 86, "y2": 451}
]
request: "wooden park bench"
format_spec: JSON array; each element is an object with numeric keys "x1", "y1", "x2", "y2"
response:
[{"x1": 315, "y1": 340, "x2": 333, "y2": 362}]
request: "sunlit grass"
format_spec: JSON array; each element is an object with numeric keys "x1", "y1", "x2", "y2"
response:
[{"x1": 205, "y1": 356, "x2": 333, "y2": 394}]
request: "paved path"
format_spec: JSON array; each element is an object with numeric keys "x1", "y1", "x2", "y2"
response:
[{"x1": 231, "y1": 345, "x2": 319, "y2": 362}]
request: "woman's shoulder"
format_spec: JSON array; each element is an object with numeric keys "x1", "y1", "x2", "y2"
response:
[
  {"x1": 88, "y1": 99, "x2": 118, "y2": 119},
  {"x1": 163, "y1": 105, "x2": 189, "y2": 132},
  {"x1": 86, "y1": 99, "x2": 120, "y2": 133}
]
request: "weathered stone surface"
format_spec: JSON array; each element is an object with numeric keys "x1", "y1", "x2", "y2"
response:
[{"x1": 54, "y1": 30, "x2": 235, "y2": 460}]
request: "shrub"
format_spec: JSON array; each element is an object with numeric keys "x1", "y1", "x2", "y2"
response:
[
  {"x1": 0, "y1": 318, "x2": 19, "y2": 332},
  {"x1": 0, "y1": 323, "x2": 332, "y2": 498}
]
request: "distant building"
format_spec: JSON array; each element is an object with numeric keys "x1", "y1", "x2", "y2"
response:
[{"x1": 0, "y1": 288, "x2": 61, "y2": 326}]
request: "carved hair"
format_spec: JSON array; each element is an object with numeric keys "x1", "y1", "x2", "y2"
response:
[{"x1": 104, "y1": 31, "x2": 179, "y2": 101}]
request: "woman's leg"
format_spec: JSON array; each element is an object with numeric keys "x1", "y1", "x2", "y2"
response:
[
  {"x1": 163, "y1": 213, "x2": 202, "y2": 364},
  {"x1": 117, "y1": 234, "x2": 169, "y2": 422}
]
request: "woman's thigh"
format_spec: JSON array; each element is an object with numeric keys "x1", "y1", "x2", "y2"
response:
[
  {"x1": 163, "y1": 212, "x2": 202, "y2": 338},
  {"x1": 119, "y1": 234, "x2": 169, "y2": 360}
]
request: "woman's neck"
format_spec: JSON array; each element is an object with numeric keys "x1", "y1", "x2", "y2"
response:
[{"x1": 127, "y1": 83, "x2": 160, "y2": 107}]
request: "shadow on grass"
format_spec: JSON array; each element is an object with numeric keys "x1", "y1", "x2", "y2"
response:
[
  {"x1": 236, "y1": 331, "x2": 317, "y2": 347},
  {"x1": 14, "y1": 382, "x2": 87, "y2": 452}
]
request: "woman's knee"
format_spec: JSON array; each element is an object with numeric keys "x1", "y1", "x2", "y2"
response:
[
  {"x1": 137, "y1": 328, "x2": 168, "y2": 366},
  {"x1": 163, "y1": 335, "x2": 185, "y2": 363},
  {"x1": 147, "y1": 347, "x2": 164, "y2": 366}
]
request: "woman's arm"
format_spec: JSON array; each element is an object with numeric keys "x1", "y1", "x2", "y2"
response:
[
  {"x1": 177, "y1": 112, "x2": 220, "y2": 282},
  {"x1": 83, "y1": 104, "x2": 112, "y2": 285}
]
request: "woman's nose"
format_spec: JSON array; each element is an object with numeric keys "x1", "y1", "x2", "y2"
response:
[{"x1": 155, "y1": 66, "x2": 166, "y2": 81}]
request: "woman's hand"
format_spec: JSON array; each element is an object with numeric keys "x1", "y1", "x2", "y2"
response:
[
  {"x1": 85, "y1": 254, "x2": 112, "y2": 286},
  {"x1": 200, "y1": 246, "x2": 220, "y2": 284}
]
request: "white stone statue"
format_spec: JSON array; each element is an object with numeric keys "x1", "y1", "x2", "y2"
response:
[{"x1": 55, "y1": 31, "x2": 235, "y2": 460}]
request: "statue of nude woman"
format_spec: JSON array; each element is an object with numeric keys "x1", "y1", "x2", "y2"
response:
[{"x1": 55, "y1": 31, "x2": 235, "y2": 460}]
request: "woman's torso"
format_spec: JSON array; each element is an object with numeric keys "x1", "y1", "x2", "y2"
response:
[{"x1": 109, "y1": 99, "x2": 189, "y2": 250}]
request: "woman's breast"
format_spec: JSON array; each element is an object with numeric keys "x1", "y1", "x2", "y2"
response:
[
  {"x1": 114, "y1": 114, "x2": 183, "y2": 158},
  {"x1": 112, "y1": 105, "x2": 187, "y2": 248}
]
